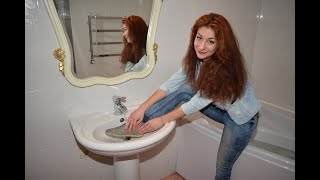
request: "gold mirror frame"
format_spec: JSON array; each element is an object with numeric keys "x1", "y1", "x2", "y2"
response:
[{"x1": 43, "y1": 0, "x2": 162, "y2": 87}]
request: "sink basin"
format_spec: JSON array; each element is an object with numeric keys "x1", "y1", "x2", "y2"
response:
[
  {"x1": 69, "y1": 109, "x2": 176, "y2": 157},
  {"x1": 70, "y1": 107, "x2": 176, "y2": 180}
]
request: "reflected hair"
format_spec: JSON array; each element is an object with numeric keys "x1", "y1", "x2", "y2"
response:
[
  {"x1": 120, "y1": 15, "x2": 148, "y2": 64},
  {"x1": 183, "y1": 13, "x2": 247, "y2": 103}
]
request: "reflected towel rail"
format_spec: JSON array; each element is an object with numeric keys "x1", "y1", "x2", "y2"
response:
[
  {"x1": 89, "y1": 16, "x2": 122, "y2": 20},
  {"x1": 94, "y1": 54, "x2": 121, "y2": 57},
  {"x1": 93, "y1": 42, "x2": 123, "y2": 45},
  {"x1": 92, "y1": 29, "x2": 123, "y2": 32},
  {"x1": 88, "y1": 13, "x2": 123, "y2": 64}
]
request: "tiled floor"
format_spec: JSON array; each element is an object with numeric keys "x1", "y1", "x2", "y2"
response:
[{"x1": 161, "y1": 172, "x2": 185, "y2": 180}]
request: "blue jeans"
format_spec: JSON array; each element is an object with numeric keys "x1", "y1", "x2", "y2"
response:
[{"x1": 143, "y1": 84, "x2": 259, "y2": 180}]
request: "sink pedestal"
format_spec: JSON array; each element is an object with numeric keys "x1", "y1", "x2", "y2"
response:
[{"x1": 113, "y1": 154, "x2": 140, "y2": 180}]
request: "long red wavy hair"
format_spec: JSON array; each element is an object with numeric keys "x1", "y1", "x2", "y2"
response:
[
  {"x1": 120, "y1": 15, "x2": 148, "y2": 64},
  {"x1": 183, "y1": 13, "x2": 247, "y2": 104}
]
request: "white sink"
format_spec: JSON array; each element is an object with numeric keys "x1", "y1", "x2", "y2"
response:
[
  {"x1": 69, "y1": 107, "x2": 176, "y2": 180},
  {"x1": 70, "y1": 110, "x2": 175, "y2": 156}
]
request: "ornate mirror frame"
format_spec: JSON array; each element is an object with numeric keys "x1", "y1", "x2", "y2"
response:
[{"x1": 43, "y1": 0, "x2": 162, "y2": 87}]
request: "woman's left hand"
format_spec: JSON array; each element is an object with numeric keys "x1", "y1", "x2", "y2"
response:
[{"x1": 138, "y1": 117, "x2": 165, "y2": 134}]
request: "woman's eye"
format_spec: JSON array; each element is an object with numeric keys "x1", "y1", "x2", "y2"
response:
[
  {"x1": 209, "y1": 41, "x2": 215, "y2": 44},
  {"x1": 196, "y1": 36, "x2": 202, "y2": 40}
]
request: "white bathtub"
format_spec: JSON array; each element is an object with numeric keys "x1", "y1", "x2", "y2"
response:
[{"x1": 174, "y1": 101, "x2": 295, "y2": 180}]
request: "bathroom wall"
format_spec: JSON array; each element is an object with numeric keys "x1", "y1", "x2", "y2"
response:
[
  {"x1": 251, "y1": 0, "x2": 295, "y2": 111},
  {"x1": 25, "y1": 0, "x2": 294, "y2": 179}
]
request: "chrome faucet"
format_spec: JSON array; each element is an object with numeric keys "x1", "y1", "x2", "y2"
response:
[{"x1": 112, "y1": 95, "x2": 128, "y2": 115}]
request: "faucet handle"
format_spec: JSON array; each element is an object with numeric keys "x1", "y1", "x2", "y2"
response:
[{"x1": 112, "y1": 95, "x2": 126, "y2": 103}]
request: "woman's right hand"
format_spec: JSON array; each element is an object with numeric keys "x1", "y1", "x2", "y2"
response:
[
  {"x1": 125, "y1": 107, "x2": 146, "y2": 132},
  {"x1": 125, "y1": 89, "x2": 167, "y2": 132}
]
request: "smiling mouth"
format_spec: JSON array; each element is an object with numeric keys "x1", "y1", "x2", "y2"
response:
[{"x1": 197, "y1": 50, "x2": 206, "y2": 54}]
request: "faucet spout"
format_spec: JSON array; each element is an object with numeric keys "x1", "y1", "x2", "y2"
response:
[{"x1": 113, "y1": 96, "x2": 128, "y2": 115}]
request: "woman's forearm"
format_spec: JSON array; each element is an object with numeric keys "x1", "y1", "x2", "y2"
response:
[
  {"x1": 138, "y1": 105, "x2": 186, "y2": 134},
  {"x1": 160, "y1": 106, "x2": 186, "y2": 124}
]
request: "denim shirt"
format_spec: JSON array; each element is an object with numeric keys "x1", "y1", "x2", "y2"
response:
[
  {"x1": 125, "y1": 55, "x2": 147, "y2": 72},
  {"x1": 159, "y1": 66, "x2": 260, "y2": 125}
]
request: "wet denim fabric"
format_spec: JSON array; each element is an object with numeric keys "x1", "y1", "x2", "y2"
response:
[{"x1": 142, "y1": 84, "x2": 259, "y2": 180}]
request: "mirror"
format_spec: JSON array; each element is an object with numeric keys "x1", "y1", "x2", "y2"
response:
[{"x1": 44, "y1": 0, "x2": 162, "y2": 87}]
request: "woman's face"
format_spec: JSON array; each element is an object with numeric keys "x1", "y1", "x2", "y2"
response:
[
  {"x1": 122, "y1": 24, "x2": 132, "y2": 43},
  {"x1": 194, "y1": 26, "x2": 217, "y2": 61}
]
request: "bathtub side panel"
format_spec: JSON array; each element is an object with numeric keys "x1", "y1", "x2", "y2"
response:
[
  {"x1": 175, "y1": 124, "x2": 219, "y2": 180},
  {"x1": 176, "y1": 123, "x2": 295, "y2": 180},
  {"x1": 232, "y1": 152, "x2": 295, "y2": 180}
]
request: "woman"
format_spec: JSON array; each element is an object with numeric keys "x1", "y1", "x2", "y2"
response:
[
  {"x1": 125, "y1": 13, "x2": 261, "y2": 180},
  {"x1": 120, "y1": 15, "x2": 148, "y2": 72}
]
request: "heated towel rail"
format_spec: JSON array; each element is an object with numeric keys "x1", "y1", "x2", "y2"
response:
[{"x1": 88, "y1": 13, "x2": 123, "y2": 64}]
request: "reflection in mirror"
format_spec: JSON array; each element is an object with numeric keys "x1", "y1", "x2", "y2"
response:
[
  {"x1": 43, "y1": 0, "x2": 162, "y2": 87},
  {"x1": 55, "y1": 0, "x2": 152, "y2": 78},
  {"x1": 121, "y1": 15, "x2": 148, "y2": 73}
]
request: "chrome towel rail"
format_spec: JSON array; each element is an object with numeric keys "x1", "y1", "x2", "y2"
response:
[{"x1": 88, "y1": 13, "x2": 123, "y2": 64}]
